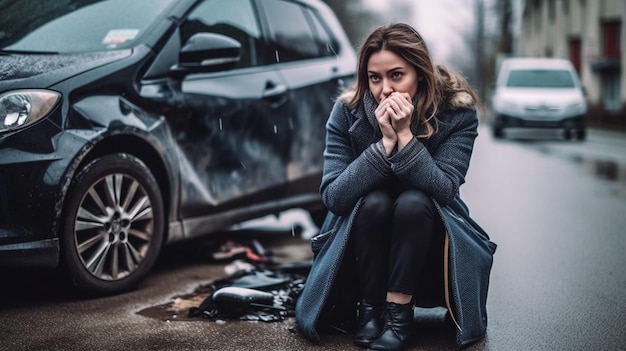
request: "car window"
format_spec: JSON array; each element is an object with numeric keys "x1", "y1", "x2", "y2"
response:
[
  {"x1": 180, "y1": 0, "x2": 265, "y2": 68},
  {"x1": 261, "y1": 0, "x2": 324, "y2": 62},
  {"x1": 306, "y1": 7, "x2": 340, "y2": 57},
  {"x1": 0, "y1": 0, "x2": 172, "y2": 53},
  {"x1": 506, "y1": 69, "x2": 576, "y2": 88}
]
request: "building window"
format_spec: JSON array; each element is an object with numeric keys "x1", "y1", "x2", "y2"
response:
[
  {"x1": 601, "y1": 72, "x2": 621, "y2": 111},
  {"x1": 534, "y1": 3, "x2": 542, "y2": 31},
  {"x1": 599, "y1": 21, "x2": 622, "y2": 112},
  {"x1": 569, "y1": 37, "x2": 582, "y2": 74},
  {"x1": 603, "y1": 20, "x2": 621, "y2": 59}
]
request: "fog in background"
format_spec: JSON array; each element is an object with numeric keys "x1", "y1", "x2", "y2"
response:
[{"x1": 324, "y1": 0, "x2": 525, "y2": 104}]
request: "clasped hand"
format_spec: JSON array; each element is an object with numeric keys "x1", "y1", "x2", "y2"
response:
[{"x1": 374, "y1": 92, "x2": 414, "y2": 156}]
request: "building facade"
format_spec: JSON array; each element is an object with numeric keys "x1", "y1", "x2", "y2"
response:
[{"x1": 522, "y1": 0, "x2": 626, "y2": 124}]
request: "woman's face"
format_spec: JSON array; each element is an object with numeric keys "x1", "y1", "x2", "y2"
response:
[{"x1": 366, "y1": 49, "x2": 419, "y2": 104}]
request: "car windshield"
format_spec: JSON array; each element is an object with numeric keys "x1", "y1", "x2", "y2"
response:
[
  {"x1": 0, "y1": 0, "x2": 173, "y2": 53},
  {"x1": 506, "y1": 69, "x2": 576, "y2": 88}
]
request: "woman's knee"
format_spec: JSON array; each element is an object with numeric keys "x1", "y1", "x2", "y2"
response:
[
  {"x1": 352, "y1": 191, "x2": 394, "y2": 241},
  {"x1": 395, "y1": 190, "x2": 435, "y2": 219},
  {"x1": 359, "y1": 190, "x2": 394, "y2": 218}
]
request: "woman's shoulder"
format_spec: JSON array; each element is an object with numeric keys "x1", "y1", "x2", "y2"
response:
[
  {"x1": 329, "y1": 96, "x2": 351, "y2": 119},
  {"x1": 330, "y1": 89, "x2": 364, "y2": 119},
  {"x1": 336, "y1": 87, "x2": 356, "y2": 105},
  {"x1": 435, "y1": 83, "x2": 479, "y2": 133}
]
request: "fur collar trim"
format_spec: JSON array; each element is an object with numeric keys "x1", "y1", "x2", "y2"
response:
[{"x1": 436, "y1": 65, "x2": 476, "y2": 111}]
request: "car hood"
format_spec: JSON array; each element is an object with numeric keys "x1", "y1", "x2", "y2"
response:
[
  {"x1": 0, "y1": 50, "x2": 132, "y2": 92},
  {"x1": 495, "y1": 87, "x2": 584, "y2": 105}
]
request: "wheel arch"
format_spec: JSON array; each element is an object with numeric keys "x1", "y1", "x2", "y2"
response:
[{"x1": 73, "y1": 134, "x2": 173, "y2": 243}]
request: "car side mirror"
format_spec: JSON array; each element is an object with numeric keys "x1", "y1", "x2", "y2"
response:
[{"x1": 171, "y1": 33, "x2": 241, "y2": 77}]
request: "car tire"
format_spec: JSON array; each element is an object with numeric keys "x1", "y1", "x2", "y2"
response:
[
  {"x1": 492, "y1": 126, "x2": 504, "y2": 139},
  {"x1": 562, "y1": 129, "x2": 572, "y2": 140},
  {"x1": 60, "y1": 153, "x2": 164, "y2": 296}
]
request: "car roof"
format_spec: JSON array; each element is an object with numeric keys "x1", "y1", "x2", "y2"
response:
[{"x1": 501, "y1": 57, "x2": 575, "y2": 70}]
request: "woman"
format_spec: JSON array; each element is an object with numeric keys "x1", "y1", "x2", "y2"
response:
[{"x1": 295, "y1": 23, "x2": 497, "y2": 350}]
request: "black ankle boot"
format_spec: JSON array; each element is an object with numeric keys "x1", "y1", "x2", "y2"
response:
[
  {"x1": 353, "y1": 300, "x2": 383, "y2": 348},
  {"x1": 367, "y1": 301, "x2": 413, "y2": 351}
]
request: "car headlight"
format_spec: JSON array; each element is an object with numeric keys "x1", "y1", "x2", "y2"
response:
[
  {"x1": 0, "y1": 89, "x2": 61, "y2": 133},
  {"x1": 567, "y1": 102, "x2": 586, "y2": 114},
  {"x1": 494, "y1": 99, "x2": 518, "y2": 112}
]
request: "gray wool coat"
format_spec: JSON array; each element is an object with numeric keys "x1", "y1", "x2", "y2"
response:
[{"x1": 295, "y1": 90, "x2": 497, "y2": 347}]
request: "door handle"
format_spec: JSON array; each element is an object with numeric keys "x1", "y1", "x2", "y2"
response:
[
  {"x1": 263, "y1": 82, "x2": 288, "y2": 99},
  {"x1": 263, "y1": 81, "x2": 288, "y2": 108}
]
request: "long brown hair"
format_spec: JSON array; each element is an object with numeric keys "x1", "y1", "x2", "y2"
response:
[{"x1": 345, "y1": 23, "x2": 478, "y2": 138}]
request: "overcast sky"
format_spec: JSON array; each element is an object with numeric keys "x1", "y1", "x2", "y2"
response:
[
  {"x1": 414, "y1": 0, "x2": 476, "y2": 63},
  {"x1": 362, "y1": 0, "x2": 477, "y2": 64}
]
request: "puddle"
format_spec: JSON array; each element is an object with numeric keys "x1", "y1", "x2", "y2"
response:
[
  {"x1": 533, "y1": 143, "x2": 626, "y2": 198},
  {"x1": 138, "y1": 236, "x2": 311, "y2": 323},
  {"x1": 581, "y1": 158, "x2": 626, "y2": 198},
  {"x1": 586, "y1": 159, "x2": 623, "y2": 181},
  {"x1": 137, "y1": 292, "x2": 211, "y2": 322},
  {"x1": 137, "y1": 266, "x2": 307, "y2": 323}
]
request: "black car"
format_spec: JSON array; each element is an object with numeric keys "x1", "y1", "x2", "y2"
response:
[{"x1": 0, "y1": 0, "x2": 355, "y2": 295}]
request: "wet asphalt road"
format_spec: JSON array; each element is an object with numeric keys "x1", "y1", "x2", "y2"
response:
[{"x1": 1, "y1": 125, "x2": 626, "y2": 351}]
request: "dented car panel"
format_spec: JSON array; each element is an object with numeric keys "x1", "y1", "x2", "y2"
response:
[{"x1": 0, "y1": 0, "x2": 355, "y2": 294}]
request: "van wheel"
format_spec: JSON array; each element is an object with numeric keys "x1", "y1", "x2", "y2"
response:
[
  {"x1": 60, "y1": 153, "x2": 164, "y2": 296},
  {"x1": 492, "y1": 126, "x2": 504, "y2": 139},
  {"x1": 563, "y1": 129, "x2": 572, "y2": 140}
]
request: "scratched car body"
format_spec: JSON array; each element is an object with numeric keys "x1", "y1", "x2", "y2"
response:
[{"x1": 0, "y1": 0, "x2": 355, "y2": 295}]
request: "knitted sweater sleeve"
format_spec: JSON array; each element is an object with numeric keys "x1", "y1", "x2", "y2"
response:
[
  {"x1": 388, "y1": 108, "x2": 479, "y2": 206},
  {"x1": 319, "y1": 101, "x2": 392, "y2": 215}
]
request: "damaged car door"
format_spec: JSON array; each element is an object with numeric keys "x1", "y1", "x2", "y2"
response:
[{"x1": 171, "y1": 0, "x2": 294, "y2": 225}]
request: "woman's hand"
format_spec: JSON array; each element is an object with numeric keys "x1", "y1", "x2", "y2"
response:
[
  {"x1": 387, "y1": 92, "x2": 414, "y2": 149},
  {"x1": 375, "y1": 96, "x2": 399, "y2": 156},
  {"x1": 376, "y1": 92, "x2": 415, "y2": 153},
  {"x1": 386, "y1": 92, "x2": 413, "y2": 132}
]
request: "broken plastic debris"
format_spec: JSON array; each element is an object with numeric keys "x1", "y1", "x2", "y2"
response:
[
  {"x1": 212, "y1": 286, "x2": 284, "y2": 316},
  {"x1": 224, "y1": 259, "x2": 256, "y2": 275},
  {"x1": 211, "y1": 240, "x2": 266, "y2": 263},
  {"x1": 188, "y1": 265, "x2": 308, "y2": 322},
  {"x1": 229, "y1": 270, "x2": 290, "y2": 290}
]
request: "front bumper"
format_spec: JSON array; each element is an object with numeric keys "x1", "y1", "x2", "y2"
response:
[
  {"x1": 0, "y1": 121, "x2": 90, "y2": 268},
  {"x1": 494, "y1": 115, "x2": 586, "y2": 129}
]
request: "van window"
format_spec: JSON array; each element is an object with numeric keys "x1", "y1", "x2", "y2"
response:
[
  {"x1": 506, "y1": 69, "x2": 576, "y2": 88},
  {"x1": 261, "y1": 0, "x2": 321, "y2": 62},
  {"x1": 180, "y1": 0, "x2": 266, "y2": 68}
]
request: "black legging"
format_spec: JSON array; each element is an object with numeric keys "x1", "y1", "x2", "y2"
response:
[{"x1": 351, "y1": 188, "x2": 445, "y2": 306}]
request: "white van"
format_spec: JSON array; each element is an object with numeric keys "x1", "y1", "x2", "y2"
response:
[{"x1": 491, "y1": 57, "x2": 587, "y2": 140}]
